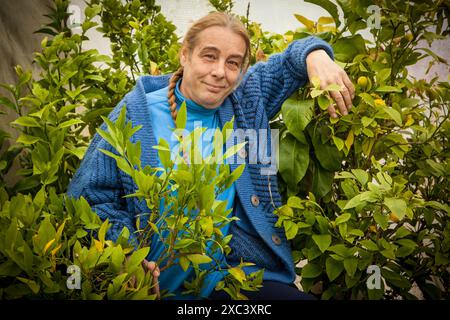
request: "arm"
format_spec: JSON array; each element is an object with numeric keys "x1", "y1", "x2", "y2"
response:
[
  {"x1": 239, "y1": 36, "x2": 354, "y2": 120},
  {"x1": 239, "y1": 36, "x2": 334, "y2": 120},
  {"x1": 67, "y1": 102, "x2": 138, "y2": 246}
]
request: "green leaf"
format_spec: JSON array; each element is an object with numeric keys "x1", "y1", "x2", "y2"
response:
[
  {"x1": 17, "y1": 277, "x2": 40, "y2": 294},
  {"x1": 335, "y1": 213, "x2": 351, "y2": 225},
  {"x1": 317, "y1": 95, "x2": 331, "y2": 110},
  {"x1": 308, "y1": 126, "x2": 341, "y2": 171},
  {"x1": 284, "y1": 220, "x2": 299, "y2": 240},
  {"x1": 294, "y1": 14, "x2": 315, "y2": 30},
  {"x1": 127, "y1": 247, "x2": 150, "y2": 268},
  {"x1": 305, "y1": 0, "x2": 340, "y2": 27},
  {"x1": 199, "y1": 185, "x2": 215, "y2": 211},
  {"x1": 343, "y1": 257, "x2": 358, "y2": 277},
  {"x1": 281, "y1": 98, "x2": 314, "y2": 138},
  {"x1": 174, "y1": 239, "x2": 196, "y2": 250},
  {"x1": 395, "y1": 239, "x2": 417, "y2": 249},
  {"x1": 228, "y1": 267, "x2": 246, "y2": 285},
  {"x1": 359, "y1": 93, "x2": 375, "y2": 107},
  {"x1": 223, "y1": 142, "x2": 246, "y2": 160},
  {"x1": 326, "y1": 257, "x2": 344, "y2": 281},
  {"x1": 360, "y1": 239, "x2": 379, "y2": 251},
  {"x1": 279, "y1": 133, "x2": 309, "y2": 191},
  {"x1": 187, "y1": 254, "x2": 212, "y2": 265},
  {"x1": 176, "y1": 101, "x2": 187, "y2": 129},
  {"x1": 327, "y1": 244, "x2": 353, "y2": 258},
  {"x1": 228, "y1": 164, "x2": 245, "y2": 185},
  {"x1": 351, "y1": 169, "x2": 369, "y2": 186},
  {"x1": 384, "y1": 108, "x2": 403, "y2": 126},
  {"x1": 11, "y1": 116, "x2": 40, "y2": 127},
  {"x1": 384, "y1": 197, "x2": 407, "y2": 220},
  {"x1": 179, "y1": 256, "x2": 190, "y2": 272},
  {"x1": 376, "y1": 68, "x2": 391, "y2": 84},
  {"x1": 375, "y1": 86, "x2": 402, "y2": 93},
  {"x1": 301, "y1": 263, "x2": 322, "y2": 278},
  {"x1": 332, "y1": 35, "x2": 366, "y2": 62},
  {"x1": 332, "y1": 136, "x2": 344, "y2": 151},
  {"x1": 312, "y1": 234, "x2": 332, "y2": 253},
  {"x1": 312, "y1": 163, "x2": 334, "y2": 198},
  {"x1": 16, "y1": 134, "x2": 41, "y2": 145},
  {"x1": 98, "y1": 219, "x2": 109, "y2": 244},
  {"x1": 395, "y1": 226, "x2": 411, "y2": 239},
  {"x1": 287, "y1": 196, "x2": 303, "y2": 209},
  {"x1": 344, "y1": 191, "x2": 377, "y2": 210},
  {"x1": 58, "y1": 119, "x2": 84, "y2": 129},
  {"x1": 156, "y1": 138, "x2": 172, "y2": 168},
  {"x1": 361, "y1": 116, "x2": 374, "y2": 127}
]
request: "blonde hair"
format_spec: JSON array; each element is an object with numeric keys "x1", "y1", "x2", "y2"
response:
[{"x1": 168, "y1": 12, "x2": 251, "y2": 124}]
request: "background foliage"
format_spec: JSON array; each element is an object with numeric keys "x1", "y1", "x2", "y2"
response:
[{"x1": 0, "y1": 0, "x2": 448, "y2": 299}]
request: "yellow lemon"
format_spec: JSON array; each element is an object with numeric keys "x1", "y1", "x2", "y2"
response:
[{"x1": 357, "y1": 76, "x2": 368, "y2": 88}]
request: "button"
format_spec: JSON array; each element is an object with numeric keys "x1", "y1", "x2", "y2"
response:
[
  {"x1": 272, "y1": 234, "x2": 282, "y2": 246},
  {"x1": 251, "y1": 194, "x2": 260, "y2": 207},
  {"x1": 238, "y1": 148, "x2": 247, "y2": 159}
]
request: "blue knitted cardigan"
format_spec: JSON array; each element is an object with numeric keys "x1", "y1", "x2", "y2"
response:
[{"x1": 67, "y1": 36, "x2": 334, "y2": 285}]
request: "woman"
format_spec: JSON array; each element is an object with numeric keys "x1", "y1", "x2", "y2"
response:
[{"x1": 67, "y1": 12, "x2": 354, "y2": 300}]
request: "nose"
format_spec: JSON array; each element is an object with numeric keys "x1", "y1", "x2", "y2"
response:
[{"x1": 211, "y1": 60, "x2": 225, "y2": 79}]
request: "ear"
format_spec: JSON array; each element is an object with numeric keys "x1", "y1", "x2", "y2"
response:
[{"x1": 180, "y1": 47, "x2": 188, "y2": 67}]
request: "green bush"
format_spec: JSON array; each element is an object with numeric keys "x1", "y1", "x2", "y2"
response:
[
  {"x1": 270, "y1": 0, "x2": 449, "y2": 299},
  {"x1": 0, "y1": 0, "x2": 448, "y2": 300}
]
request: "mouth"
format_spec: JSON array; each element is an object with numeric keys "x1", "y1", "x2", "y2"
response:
[{"x1": 203, "y1": 82, "x2": 226, "y2": 93}]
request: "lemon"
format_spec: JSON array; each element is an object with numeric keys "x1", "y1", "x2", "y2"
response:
[{"x1": 357, "y1": 76, "x2": 368, "y2": 88}]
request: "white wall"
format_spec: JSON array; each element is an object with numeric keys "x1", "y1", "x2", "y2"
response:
[{"x1": 71, "y1": 0, "x2": 448, "y2": 82}]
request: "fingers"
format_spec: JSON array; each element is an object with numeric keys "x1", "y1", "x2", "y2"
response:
[
  {"x1": 329, "y1": 89, "x2": 348, "y2": 117},
  {"x1": 340, "y1": 85, "x2": 353, "y2": 111},
  {"x1": 327, "y1": 104, "x2": 337, "y2": 119},
  {"x1": 327, "y1": 76, "x2": 354, "y2": 118},
  {"x1": 315, "y1": 62, "x2": 354, "y2": 118},
  {"x1": 342, "y1": 73, "x2": 355, "y2": 99},
  {"x1": 144, "y1": 260, "x2": 161, "y2": 299}
]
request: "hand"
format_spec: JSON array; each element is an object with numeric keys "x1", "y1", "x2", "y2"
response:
[
  {"x1": 306, "y1": 49, "x2": 355, "y2": 118},
  {"x1": 129, "y1": 259, "x2": 161, "y2": 299}
]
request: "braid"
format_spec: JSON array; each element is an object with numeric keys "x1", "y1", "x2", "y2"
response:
[{"x1": 167, "y1": 67, "x2": 184, "y2": 125}]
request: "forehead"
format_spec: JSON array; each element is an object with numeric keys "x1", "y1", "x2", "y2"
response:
[{"x1": 193, "y1": 26, "x2": 246, "y2": 57}]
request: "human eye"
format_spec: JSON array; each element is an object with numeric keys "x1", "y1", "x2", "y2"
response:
[
  {"x1": 203, "y1": 54, "x2": 216, "y2": 61},
  {"x1": 227, "y1": 60, "x2": 240, "y2": 70}
]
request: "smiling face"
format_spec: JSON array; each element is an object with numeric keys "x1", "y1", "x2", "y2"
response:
[{"x1": 179, "y1": 26, "x2": 247, "y2": 109}]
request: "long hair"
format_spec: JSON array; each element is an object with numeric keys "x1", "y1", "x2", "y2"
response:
[{"x1": 167, "y1": 12, "x2": 251, "y2": 124}]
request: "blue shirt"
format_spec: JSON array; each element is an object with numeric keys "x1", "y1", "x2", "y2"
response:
[{"x1": 145, "y1": 80, "x2": 236, "y2": 299}]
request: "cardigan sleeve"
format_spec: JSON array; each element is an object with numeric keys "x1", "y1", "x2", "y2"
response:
[
  {"x1": 238, "y1": 36, "x2": 334, "y2": 120},
  {"x1": 66, "y1": 101, "x2": 138, "y2": 246}
]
